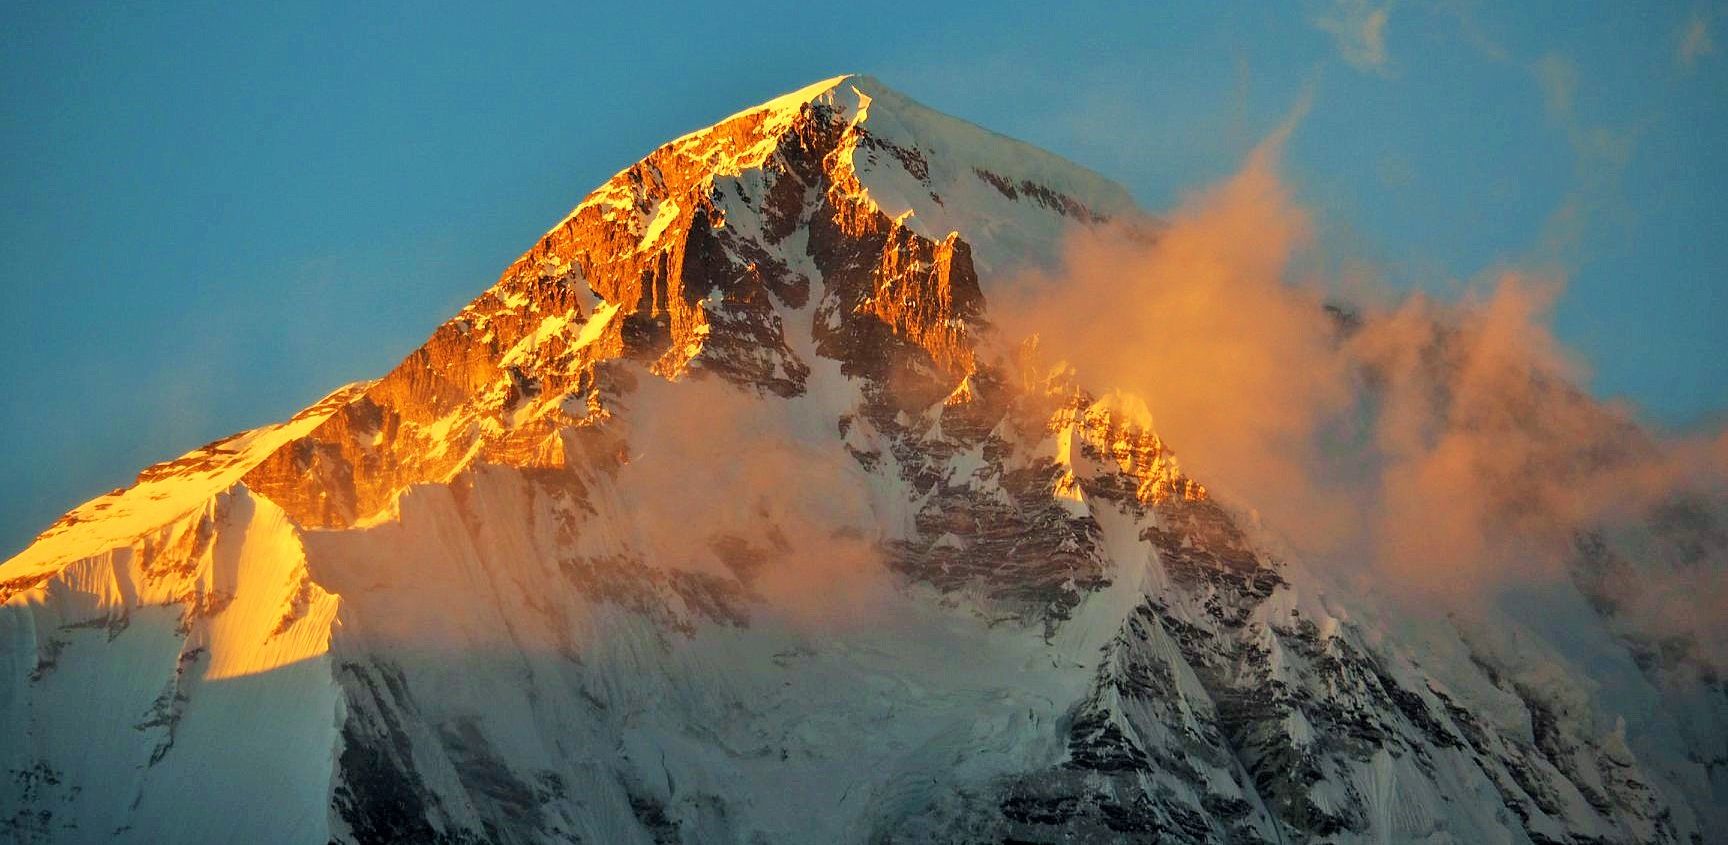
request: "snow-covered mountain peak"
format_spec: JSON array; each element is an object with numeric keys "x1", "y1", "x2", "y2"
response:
[
  {"x1": 180, "y1": 75, "x2": 1145, "y2": 535},
  {"x1": 561, "y1": 74, "x2": 1134, "y2": 272},
  {"x1": 2, "y1": 76, "x2": 1723, "y2": 845}
]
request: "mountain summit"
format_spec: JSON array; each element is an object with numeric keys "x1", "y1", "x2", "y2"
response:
[{"x1": 2, "y1": 76, "x2": 1722, "y2": 844}]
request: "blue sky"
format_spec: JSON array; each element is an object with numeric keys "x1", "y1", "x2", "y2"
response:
[{"x1": 2, "y1": 1, "x2": 1723, "y2": 557}]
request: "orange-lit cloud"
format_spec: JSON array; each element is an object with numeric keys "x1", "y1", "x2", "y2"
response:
[
  {"x1": 994, "y1": 120, "x2": 1728, "y2": 663},
  {"x1": 616, "y1": 376, "x2": 892, "y2": 630},
  {"x1": 1315, "y1": 0, "x2": 1393, "y2": 73},
  {"x1": 1679, "y1": 11, "x2": 1716, "y2": 69},
  {"x1": 996, "y1": 116, "x2": 1358, "y2": 554}
]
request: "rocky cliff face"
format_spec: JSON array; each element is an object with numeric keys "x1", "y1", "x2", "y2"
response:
[{"x1": 2, "y1": 75, "x2": 1723, "y2": 845}]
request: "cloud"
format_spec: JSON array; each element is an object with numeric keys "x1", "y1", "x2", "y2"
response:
[
  {"x1": 1678, "y1": 11, "x2": 1716, "y2": 69},
  {"x1": 1315, "y1": 0, "x2": 1393, "y2": 72},
  {"x1": 1531, "y1": 54, "x2": 1637, "y2": 265},
  {"x1": 1534, "y1": 53, "x2": 1577, "y2": 118},
  {"x1": 1672, "y1": 10, "x2": 1714, "y2": 69},
  {"x1": 997, "y1": 107, "x2": 1360, "y2": 554},
  {"x1": 1344, "y1": 275, "x2": 1661, "y2": 596},
  {"x1": 615, "y1": 376, "x2": 893, "y2": 630},
  {"x1": 992, "y1": 120, "x2": 1728, "y2": 666},
  {"x1": 1432, "y1": 0, "x2": 1512, "y2": 63}
]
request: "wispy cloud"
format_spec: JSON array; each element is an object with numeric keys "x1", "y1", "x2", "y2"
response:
[
  {"x1": 616, "y1": 376, "x2": 893, "y2": 630},
  {"x1": 1432, "y1": 0, "x2": 1511, "y2": 63},
  {"x1": 1532, "y1": 54, "x2": 1638, "y2": 265},
  {"x1": 996, "y1": 121, "x2": 1728, "y2": 666},
  {"x1": 1315, "y1": 0, "x2": 1393, "y2": 73},
  {"x1": 1678, "y1": 10, "x2": 1716, "y2": 69},
  {"x1": 1534, "y1": 53, "x2": 1578, "y2": 117}
]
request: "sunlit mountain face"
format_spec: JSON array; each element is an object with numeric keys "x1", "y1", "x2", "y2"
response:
[{"x1": 2, "y1": 76, "x2": 1724, "y2": 845}]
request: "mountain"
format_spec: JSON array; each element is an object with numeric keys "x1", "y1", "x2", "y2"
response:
[{"x1": 3, "y1": 74, "x2": 1724, "y2": 844}]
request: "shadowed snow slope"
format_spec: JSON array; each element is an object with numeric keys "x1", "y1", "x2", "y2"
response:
[{"x1": 2, "y1": 75, "x2": 1723, "y2": 844}]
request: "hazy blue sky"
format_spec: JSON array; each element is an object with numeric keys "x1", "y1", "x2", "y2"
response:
[{"x1": 2, "y1": 1, "x2": 1723, "y2": 556}]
